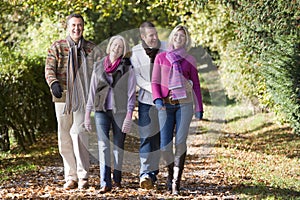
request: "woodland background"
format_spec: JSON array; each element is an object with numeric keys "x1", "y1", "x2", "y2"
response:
[
  {"x1": 0, "y1": 1, "x2": 299, "y2": 199},
  {"x1": 0, "y1": 0, "x2": 299, "y2": 151}
]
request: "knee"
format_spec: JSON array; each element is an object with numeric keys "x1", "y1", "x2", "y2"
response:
[{"x1": 175, "y1": 143, "x2": 187, "y2": 155}]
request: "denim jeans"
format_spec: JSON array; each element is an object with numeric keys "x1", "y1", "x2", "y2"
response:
[
  {"x1": 158, "y1": 102, "x2": 193, "y2": 165},
  {"x1": 94, "y1": 111, "x2": 126, "y2": 188},
  {"x1": 138, "y1": 102, "x2": 161, "y2": 181}
]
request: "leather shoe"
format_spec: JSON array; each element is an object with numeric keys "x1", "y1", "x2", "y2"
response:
[
  {"x1": 99, "y1": 186, "x2": 111, "y2": 194},
  {"x1": 114, "y1": 182, "x2": 122, "y2": 189},
  {"x1": 63, "y1": 180, "x2": 78, "y2": 190},
  {"x1": 78, "y1": 178, "x2": 89, "y2": 189},
  {"x1": 140, "y1": 175, "x2": 154, "y2": 189}
]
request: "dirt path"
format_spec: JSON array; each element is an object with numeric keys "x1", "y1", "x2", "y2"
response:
[
  {"x1": 0, "y1": 62, "x2": 239, "y2": 199},
  {"x1": 0, "y1": 117, "x2": 238, "y2": 199}
]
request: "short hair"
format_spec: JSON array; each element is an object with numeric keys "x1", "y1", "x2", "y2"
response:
[
  {"x1": 168, "y1": 25, "x2": 192, "y2": 50},
  {"x1": 106, "y1": 35, "x2": 130, "y2": 58},
  {"x1": 66, "y1": 13, "x2": 85, "y2": 27},
  {"x1": 139, "y1": 21, "x2": 156, "y2": 36}
]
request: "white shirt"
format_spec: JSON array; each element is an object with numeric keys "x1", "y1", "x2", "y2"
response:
[{"x1": 130, "y1": 41, "x2": 167, "y2": 105}]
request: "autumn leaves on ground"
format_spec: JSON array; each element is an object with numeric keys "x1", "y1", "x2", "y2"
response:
[
  {"x1": 1, "y1": 66, "x2": 300, "y2": 199},
  {"x1": 0, "y1": 115, "x2": 233, "y2": 200},
  {"x1": 1, "y1": 106, "x2": 299, "y2": 199}
]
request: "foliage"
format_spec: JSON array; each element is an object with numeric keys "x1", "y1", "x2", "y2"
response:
[
  {"x1": 261, "y1": 37, "x2": 300, "y2": 132},
  {"x1": 0, "y1": 42, "x2": 56, "y2": 151},
  {"x1": 181, "y1": 0, "x2": 300, "y2": 135},
  {"x1": 216, "y1": 0, "x2": 300, "y2": 132},
  {"x1": 0, "y1": 0, "x2": 195, "y2": 151},
  {"x1": 1, "y1": 0, "x2": 300, "y2": 150},
  {"x1": 184, "y1": 2, "x2": 236, "y2": 59}
]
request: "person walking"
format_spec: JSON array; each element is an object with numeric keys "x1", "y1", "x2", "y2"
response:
[
  {"x1": 130, "y1": 21, "x2": 167, "y2": 189},
  {"x1": 84, "y1": 35, "x2": 136, "y2": 193},
  {"x1": 151, "y1": 25, "x2": 204, "y2": 195},
  {"x1": 45, "y1": 13, "x2": 103, "y2": 190}
]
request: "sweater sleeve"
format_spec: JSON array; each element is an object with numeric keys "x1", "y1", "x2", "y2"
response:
[
  {"x1": 86, "y1": 69, "x2": 98, "y2": 113},
  {"x1": 127, "y1": 67, "x2": 137, "y2": 113},
  {"x1": 151, "y1": 54, "x2": 163, "y2": 102},
  {"x1": 189, "y1": 56, "x2": 203, "y2": 112},
  {"x1": 45, "y1": 43, "x2": 59, "y2": 87}
]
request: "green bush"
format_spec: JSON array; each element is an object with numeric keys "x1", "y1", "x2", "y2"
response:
[
  {"x1": 0, "y1": 43, "x2": 56, "y2": 151},
  {"x1": 229, "y1": 0, "x2": 300, "y2": 131}
]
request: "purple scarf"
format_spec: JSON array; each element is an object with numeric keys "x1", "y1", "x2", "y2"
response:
[
  {"x1": 104, "y1": 55, "x2": 121, "y2": 73},
  {"x1": 166, "y1": 47, "x2": 187, "y2": 100}
]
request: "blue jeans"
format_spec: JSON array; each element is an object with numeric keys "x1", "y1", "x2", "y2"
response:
[
  {"x1": 158, "y1": 103, "x2": 193, "y2": 165},
  {"x1": 138, "y1": 102, "x2": 161, "y2": 181},
  {"x1": 94, "y1": 111, "x2": 126, "y2": 188}
]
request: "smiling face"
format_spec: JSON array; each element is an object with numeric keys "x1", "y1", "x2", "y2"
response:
[
  {"x1": 141, "y1": 27, "x2": 159, "y2": 48},
  {"x1": 109, "y1": 38, "x2": 124, "y2": 62},
  {"x1": 172, "y1": 29, "x2": 186, "y2": 49},
  {"x1": 67, "y1": 17, "x2": 84, "y2": 43}
]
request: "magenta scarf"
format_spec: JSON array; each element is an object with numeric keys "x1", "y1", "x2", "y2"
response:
[
  {"x1": 166, "y1": 47, "x2": 187, "y2": 100},
  {"x1": 104, "y1": 55, "x2": 121, "y2": 73}
]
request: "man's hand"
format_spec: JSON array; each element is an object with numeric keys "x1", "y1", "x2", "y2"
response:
[{"x1": 51, "y1": 82, "x2": 63, "y2": 98}]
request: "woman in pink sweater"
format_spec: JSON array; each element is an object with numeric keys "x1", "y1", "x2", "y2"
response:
[{"x1": 151, "y1": 25, "x2": 203, "y2": 195}]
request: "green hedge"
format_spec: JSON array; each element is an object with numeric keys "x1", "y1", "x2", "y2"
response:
[
  {"x1": 225, "y1": 0, "x2": 300, "y2": 132},
  {"x1": 0, "y1": 43, "x2": 56, "y2": 151},
  {"x1": 184, "y1": 0, "x2": 300, "y2": 133}
]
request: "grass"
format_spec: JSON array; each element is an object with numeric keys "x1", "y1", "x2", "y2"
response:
[
  {"x1": 0, "y1": 162, "x2": 36, "y2": 182},
  {"x1": 213, "y1": 102, "x2": 300, "y2": 199},
  {"x1": 0, "y1": 133, "x2": 60, "y2": 184}
]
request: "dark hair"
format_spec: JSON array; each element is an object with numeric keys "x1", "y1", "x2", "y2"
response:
[
  {"x1": 139, "y1": 21, "x2": 156, "y2": 35},
  {"x1": 66, "y1": 13, "x2": 84, "y2": 26}
]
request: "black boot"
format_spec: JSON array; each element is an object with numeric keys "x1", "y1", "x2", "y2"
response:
[
  {"x1": 166, "y1": 163, "x2": 174, "y2": 191},
  {"x1": 172, "y1": 152, "x2": 186, "y2": 195},
  {"x1": 160, "y1": 149, "x2": 174, "y2": 192}
]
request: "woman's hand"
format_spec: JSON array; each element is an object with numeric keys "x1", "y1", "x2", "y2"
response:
[
  {"x1": 84, "y1": 111, "x2": 92, "y2": 132},
  {"x1": 154, "y1": 98, "x2": 165, "y2": 110},
  {"x1": 122, "y1": 112, "x2": 132, "y2": 133},
  {"x1": 195, "y1": 111, "x2": 203, "y2": 120}
]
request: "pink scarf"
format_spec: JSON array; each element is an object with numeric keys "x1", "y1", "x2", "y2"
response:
[
  {"x1": 166, "y1": 47, "x2": 187, "y2": 100},
  {"x1": 104, "y1": 55, "x2": 121, "y2": 73}
]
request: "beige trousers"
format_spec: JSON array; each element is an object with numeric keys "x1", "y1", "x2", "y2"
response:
[{"x1": 55, "y1": 103, "x2": 90, "y2": 181}]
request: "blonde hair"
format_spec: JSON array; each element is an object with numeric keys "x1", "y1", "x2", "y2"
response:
[
  {"x1": 168, "y1": 25, "x2": 191, "y2": 51},
  {"x1": 106, "y1": 35, "x2": 130, "y2": 58}
]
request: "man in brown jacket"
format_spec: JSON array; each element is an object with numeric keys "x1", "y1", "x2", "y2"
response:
[{"x1": 45, "y1": 13, "x2": 103, "y2": 190}]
